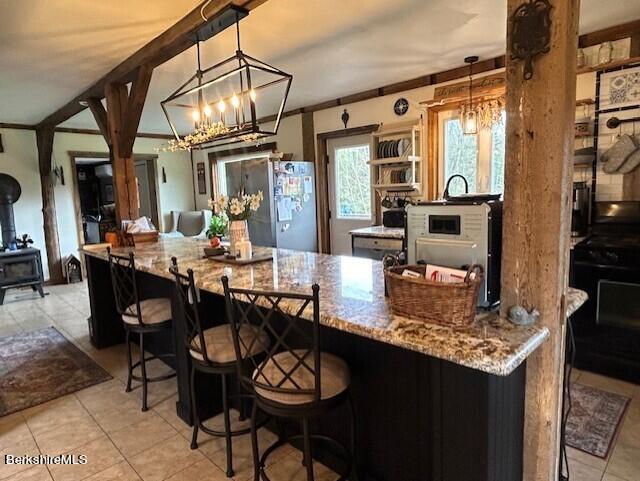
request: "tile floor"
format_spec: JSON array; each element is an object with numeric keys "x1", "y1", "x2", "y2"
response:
[
  {"x1": 1, "y1": 283, "x2": 639, "y2": 480},
  {"x1": 0, "y1": 283, "x2": 337, "y2": 481}
]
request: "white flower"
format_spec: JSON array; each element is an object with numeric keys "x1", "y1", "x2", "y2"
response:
[
  {"x1": 215, "y1": 196, "x2": 228, "y2": 212},
  {"x1": 229, "y1": 198, "x2": 244, "y2": 216}
]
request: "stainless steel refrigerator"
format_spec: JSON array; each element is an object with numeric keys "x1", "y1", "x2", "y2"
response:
[{"x1": 224, "y1": 158, "x2": 317, "y2": 252}]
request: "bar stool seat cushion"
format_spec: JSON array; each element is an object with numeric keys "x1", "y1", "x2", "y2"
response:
[
  {"x1": 253, "y1": 350, "x2": 350, "y2": 405},
  {"x1": 122, "y1": 298, "x2": 172, "y2": 325},
  {"x1": 190, "y1": 324, "x2": 270, "y2": 363}
]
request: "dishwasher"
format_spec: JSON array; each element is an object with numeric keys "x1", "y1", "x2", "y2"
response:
[{"x1": 351, "y1": 236, "x2": 404, "y2": 261}]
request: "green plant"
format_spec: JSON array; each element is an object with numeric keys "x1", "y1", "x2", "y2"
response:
[{"x1": 206, "y1": 213, "x2": 228, "y2": 239}]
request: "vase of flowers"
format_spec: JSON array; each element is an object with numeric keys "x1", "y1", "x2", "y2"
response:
[{"x1": 209, "y1": 190, "x2": 263, "y2": 255}]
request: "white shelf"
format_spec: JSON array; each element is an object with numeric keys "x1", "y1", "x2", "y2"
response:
[
  {"x1": 368, "y1": 155, "x2": 422, "y2": 166},
  {"x1": 373, "y1": 182, "x2": 421, "y2": 192}
]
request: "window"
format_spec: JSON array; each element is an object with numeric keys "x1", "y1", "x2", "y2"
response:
[
  {"x1": 440, "y1": 110, "x2": 505, "y2": 196},
  {"x1": 334, "y1": 144, "x2": 371, "y2": 218}
]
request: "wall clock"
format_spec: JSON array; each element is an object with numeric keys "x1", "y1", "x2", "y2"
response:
[{"x1": 394, "y1": 98, "x2": 409, "y2": 116}]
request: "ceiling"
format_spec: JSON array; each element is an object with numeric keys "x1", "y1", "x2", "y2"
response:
[{"x1": 2, "y1": 0, "x2": 640, "y2": 133}]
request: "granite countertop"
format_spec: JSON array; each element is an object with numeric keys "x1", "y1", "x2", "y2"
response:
[
  {"x1": 82, "y1": 238, "x2": 586, "y2": 377},
  {"x1": 349, "y1": 225, "x2": 405, "y2": 239}
]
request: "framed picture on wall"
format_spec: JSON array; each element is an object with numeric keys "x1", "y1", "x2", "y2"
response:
[
  {"x1": 599, "y1": 65, "x2": 640, "y2": 110},
  {"x1": 197, "y1": 162, "x2": 206, "y2": 195}
]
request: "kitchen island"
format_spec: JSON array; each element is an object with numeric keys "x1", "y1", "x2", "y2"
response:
[{"x1": 81, "y1": 238, "x2": 582, "y2": 481}]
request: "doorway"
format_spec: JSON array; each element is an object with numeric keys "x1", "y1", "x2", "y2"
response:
[
  {"x1": 67, "y1": 152, "x2": 160, "y2": 246},
  {"x1": 134, "y1": 159, "x2": 159, "y2": 229},
  {"x1": 327, "y1": 134, "x2": 373, "y2": 255}
]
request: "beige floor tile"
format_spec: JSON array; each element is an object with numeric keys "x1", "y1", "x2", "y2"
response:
[
  {"x1": 566, "y1": 446, "x2": 608, "y2": 470},
  {"x1": 128, "y1": 434, "x2": 203, "y2": 481},
  {"x1": 602, "y1": 474, "x2": 629, "y2": 481},
  {"x1": 22, "y1": 395, "x2": 91, "y2": 436},
  {"x1": 91, "y1": 399, "x2": 150, "y2": 435},
  {"x1": 607, "y1": 442, "x2": 640, "y2": 481},
  {"x1": 164, "y1": 459, "x2": 227, "y2": 481},
  {"x1": 76, "y1": 379, "x2": 135, "y2": 414},
  {"x1": 261, "y1": 452, "x2": 337, "y2": 481},
  {"x1": 617, "y1": 411, "x2": 640, "y2": 448},
  {"x1": 35, "y1": 416, "x2": 104, "y2": 455},
  {"x1": 84, "y1": 461, "x2": 141, "y2": 481},
  {"x1": 109, "y1": 412, "x2": 177, "y2": 457},
  {"x1": 1, "y1": 465, "x2": 52, "y2": 481},
  {"x1": 201, "y1": 428, "x2": 284, "y2": 481},
  {"x1": 0, "y1": 437, "x2": 40, "y2": 479},
  {"x1": 151, "y1": 394, "x2": 187, "y2": 433},
  {"x1": 562, "y1": 458, "x2": 603, "y2": 481},
  {"x1": 48, "y1": 435, "x2": 124, "y2": 481},
  {"x1": 0, "y1": 320, "x2": 23, "y2": 337},
  {"x1": 132, "y1": 377, "x2": 178, "y2": 409},
  {"x1": 579, "y1": 371, "x2": 637, "y2": 397},
  {"x1": 0, "y1": 413, "x2": 32, "y2": 450}
]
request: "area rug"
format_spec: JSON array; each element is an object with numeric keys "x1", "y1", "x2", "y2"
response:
[
  {"x1": 0, "y1": 326, "x2": 111, "y2": 416},
  {"x1": 565, "y1": 382, "x2": 630, "y2": 458}
]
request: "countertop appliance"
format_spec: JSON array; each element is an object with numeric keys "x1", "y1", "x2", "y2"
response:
[
  {"x1": 224, "y1": 158, "x2": 317, "y2": 252},
  {"x1": 406, "y1": 200, "x2": 502, "y2": 307},
  {"x1": 571, "y1": 181, "x2": 590, "y2": 237},
  {"x1": 571, "y1": 201, "x2": 640, "y2": 382}
]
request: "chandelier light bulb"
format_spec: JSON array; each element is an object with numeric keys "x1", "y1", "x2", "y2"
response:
[
  {"x1": 203, "y1": 105, "x2": 212, "y2": 117},
  {"x1": 191, "y1": 110, "x2": 200, "y2": 122},
  {"x1": 231, "y1": 94, "x2": 240, "y2": 108},
  {"x1": 464, "y1": 109, "x2": 477, "y2": 135},
  {"x1": 249, "y1": 89, "x2": 257, "y2": 101},
  {"x1": 217, "y1": 100, "x2": 226, "y2": 112}
]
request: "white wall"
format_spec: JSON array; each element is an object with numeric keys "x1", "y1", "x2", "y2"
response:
[
  {"x1": 0, "y1": 128, "x2": 194, "y2": 280},
  {"x1": 0, "y1": 128, "x2": 49, "y2": 278},
  {"x1": 191, "y1": 114, "x2": 304, "y2": 209}
]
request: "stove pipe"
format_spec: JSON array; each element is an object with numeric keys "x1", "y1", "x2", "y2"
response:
[{"x1": 0, "y1": 174, "x2": 22, "y2": 247}]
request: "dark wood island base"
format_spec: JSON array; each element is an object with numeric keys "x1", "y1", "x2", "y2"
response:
[{"x1": 82, "y1": 240, "x2": 544, "y2": 481}]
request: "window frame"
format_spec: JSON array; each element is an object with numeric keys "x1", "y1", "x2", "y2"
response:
[
  {"x1": 436, "y1": 108, "x2": 505, "y2": 197},
  {"x1": 332, "y1": 142, "x2": 373, "y2": 220}
]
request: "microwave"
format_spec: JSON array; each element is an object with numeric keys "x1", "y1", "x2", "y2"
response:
[{"x1": 406, "y1": 201, "x2": 502, "y2": 307}]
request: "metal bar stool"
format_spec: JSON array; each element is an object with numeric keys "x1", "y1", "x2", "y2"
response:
[
  {"x1": 107, "y1": 248, "x2": 176, "y2": 412},
  {"x1": 170, "y1": 258, "x2": 270, "y2": 478},
  {"x1": 221, "y1": 277, "x2": 358, "y2": 481}
]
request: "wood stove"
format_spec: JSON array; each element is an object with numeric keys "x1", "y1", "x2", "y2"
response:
[
  {"x1": 0, "y1": 248, "x2": 45, "y2": 304},
  {"x1": 0, "y1": 173, "x2": 45, "y2": 304}
]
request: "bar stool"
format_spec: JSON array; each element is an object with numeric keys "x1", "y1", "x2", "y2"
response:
[
  {"x1": 221, "y1": 277, "x2": 357, "y2": 481},
  {"x1": 107, "y1": 248, "x2": 176, "y2": 412},
  {"x1": 170, "y1": 258, "x2": 270, "y2": 478}
]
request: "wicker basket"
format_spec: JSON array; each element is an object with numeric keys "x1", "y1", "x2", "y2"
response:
[{"x1": 385, "y1": 264, "x2": 484, "y2": 328}]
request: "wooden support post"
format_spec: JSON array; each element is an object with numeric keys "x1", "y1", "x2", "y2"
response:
[
  {"x1": 36, "y1": 125, "x2": 64, "y2": 283},
  {"x1": 502, "y1": 1, "x2": 579, "y2": 480},
  {"x1": 105, "y1": 65, "x2": 153, "y2": 223},
  {"x1": 302, "y1": 112, "x2": 315, "y2": 162}
]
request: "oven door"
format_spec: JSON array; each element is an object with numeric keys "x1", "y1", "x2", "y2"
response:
[{"x1": 571, "y1": 258, "x2": 640, "y2": 380}]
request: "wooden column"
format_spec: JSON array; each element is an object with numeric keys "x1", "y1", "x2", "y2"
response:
[
  {"x1": 36, "y1": 125, "x2": 64, "y2": 283},
  {"x1": 105, "y1": 65, "x2": 153, "y2": 223},
  {"x1": 502, "y1": 1, "x2": 579, "y2": 480},
  {"x1": 301, "y1": 111, "x2": 315, "y2": 162}
]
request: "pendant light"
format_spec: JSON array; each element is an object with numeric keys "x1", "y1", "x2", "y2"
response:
[
  {"x1": 463, "y1": 56, "x2": 479, "y2": 135},
  {"x1": 160, "y1": 6, "x2": 292, "y2": 151}
]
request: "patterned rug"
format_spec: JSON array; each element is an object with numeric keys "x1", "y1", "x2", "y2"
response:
[
  {"x1": 566, "y1": 382, "x2": 630, "y2": 458},
  {"x1": 0, "y1": 326, "x2": 111, "y2": 416}
]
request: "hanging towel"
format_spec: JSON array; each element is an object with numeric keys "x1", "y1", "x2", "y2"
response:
[
  {"x1": 602, "y1": 134, "x2": 637, "y2": 173},
  {"x1": 618, "y1": 143, "x2": 640, "y2": 174}
]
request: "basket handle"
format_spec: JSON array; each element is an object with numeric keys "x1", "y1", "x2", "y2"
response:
[{"x1": 465, "y1": 264, "x2": 484, "y2": 282}]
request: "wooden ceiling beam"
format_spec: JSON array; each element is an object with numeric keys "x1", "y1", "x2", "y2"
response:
[
  {"x1": 119, "y1": 64, "x2": 154, "y2": 158},
  {"x1": 36, "y1": 0, "x2": 269, "y2": 129},
  {"x1": 579, "y1": 19, "x2": 640, "y2": 48},
  {"x1": 86, "y1": 98, "x2": 110, "y2": 146}
]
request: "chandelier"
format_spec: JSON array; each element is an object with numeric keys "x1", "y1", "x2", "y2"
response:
[{"x1": 160, "y1": 7, "x2": 292, "y2": 151}]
